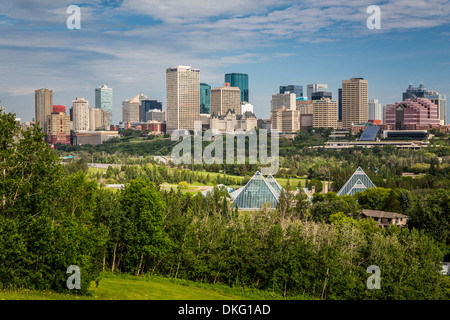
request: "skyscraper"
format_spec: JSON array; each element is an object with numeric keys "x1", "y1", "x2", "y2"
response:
[
  {"x1": 122, "y1": 93, "x2": 147, "y2": 123},
  {"x1": 338, "y1": 88, "x2": 342, "y2": 121},
  {"x1": 166, "y1": 66, "x2": 200, "y2": 133},
  {"x1": 271, "y1": 92, "x2": 296, "y2": 111},
  {"x1": 211, "y1": 83, "x2": 241, "y2": 115},
  {"x1": 341, "y1": 78, "x2": 368, "y2": 129},
  {"x1": 35, "y1": 88, "x2": 53, "y2": 132},
  {"x1": 403, "y1": 84, "x2": 427, "y2": 100},
  {"x1": 141, "y1": 99, "x2": 162, "y2": 122},
  {"x1": 368, "y1": 99, "x2": 383, "y2": 123},
  {"x1": 46, "y1": 107, "x2": 70, "y2": 145},
  {"x1": 307, "y1": 84, "x2": 328, "y2": 101},
  {"x1": 200, "y1": 83, "x2": 211, "y2": 114},
  {"x1": 280, "y1": 85, "x2": 303, "y2": 98},
  {"x1": 424, "y1": 91, "x2": 447, "y2": 125},
  {"x1": 312, "y1": 98, "x2": 338, "y2": 129},
  {"x1": 72, "y1": 97, "x2": 89, "y2": 131},
  {"x1": 95, "y1": 84, "x2": 113, "y2": 125},
  {"x1": 311, "y1": 91, "x2": 332, "y2": 101},
  {"x1": 225, "y1": 73, "x2": 249, "y2": 102}
]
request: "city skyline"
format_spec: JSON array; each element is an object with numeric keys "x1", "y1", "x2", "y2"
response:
[{"x1": 0, "y1": 1, "x2": 450, "y2": 124}]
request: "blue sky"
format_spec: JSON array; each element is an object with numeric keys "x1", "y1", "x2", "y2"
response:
[{"x1": 0, "y1": 0, "x2": 449, "y2": 123}]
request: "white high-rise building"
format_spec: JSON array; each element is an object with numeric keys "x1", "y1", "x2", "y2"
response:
[
  {"x1": 368, "y1": 99, "x2": 383, "y2": 122},
  {"x1": 95, "y1": 84, "x2": 113, "y2": 125},
  {"x1": 307, "y1": 84, "x2": 328, "y2": 101},
  {"x1": 166, "y1": 66, "x2": 200, "y2": 133},
  {"x1": 72, "y1": 98, "x2": 89, "y2": 131},
  {"x1": 271, "y1": 92, "x2": 296, "y2": 111},
  {"x1": 240, "y1": 102, "x2": 254, "y2": 115}
]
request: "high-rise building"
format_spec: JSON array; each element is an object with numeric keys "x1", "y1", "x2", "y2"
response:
[
  {"x1": 271, "y1": 106, "x2": 300, "y2": 134},
  {"x1": 338, "y1": 88, "x2": 342, "y2": 121},
  {"x1": 166, "y1": 66, "x2": 200, "y2": 133},
  {"x1": 240, "y1": 102, "x2": 254, "y2": 115},
  {"x1": 123, "y1": 93, "x2": 147, "y2": 123},
  {"x1": 312, "y1": 98, "x2": 338, "y2": 129},
  {"x1": 72, "y1": 98, "x2": 90, "y2": 131},
  {"x1": 52, "y1": 105, "x2": 66, "y2": 114},
  {"x1": 46, "y1": 108, "x2": 70, "y2": 145},
  {"x1": 307, "y1": 84, "x2": 328, "y2": 101},
  {"x1": 145, "y1": 109, "x2": 165, "y2": 122},
  {"x1": 368, "y1": 99, "x2": 383, "y2": 123},
  {"x1": 200, "y1": 83, "x2": 211, "y2": 114},
  {"x1": 385, "y1": 98, "x2": 440, "y2": 130},
  {"x1": 225, "y1": 73, "x2": 249, "y2": 102},
  {"x1": 403, "y1": 84, "x2": 427, "y2": 100},
  {"x1": 341, "y1": 78, "x2": 368, "y2": 129},
  {"x1": 141, "y1": 99, "x2": 162, "y2": 122},
  {"x1": 424, "y1": 91, "x2": 447, "y2": 125},
  {"x1": 311, "y1": 91, "x2": 332, "y2": 101},
  {"x1": 35, "y1": 88, "x2": 53, "y2": 132},
  {"x1": 271, "y1": 92, "x2": 296, "y2": 111},
  {"x1": 95, "y1": 84, "x2": 113, "y2": 125},
  {"x1": 280, "y1": 85, "x2": 303, "y2": 98},
  {"x1": 89, "y1": 107, "x2": 110, "y2": 131},
  {"x1": 211, "y1": 83, "x2": 241, "y2": 116}
]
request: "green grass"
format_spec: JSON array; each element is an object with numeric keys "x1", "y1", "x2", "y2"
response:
[{"x1": 0, "y1": 273, "x2": 292, "y2": 300}]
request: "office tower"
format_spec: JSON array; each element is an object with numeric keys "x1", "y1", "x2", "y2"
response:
[
  {"x1": 403, "y1": 84, "x2": 427, "y2": 100},
  {"x1": 368, "y1": 99, "x2": 383, "y2": 123},
  {"x1": 338, "y1": 88, "x2": 342, "y2": 121},
  {"x1": 122, "y1": 93, "x2": 147, "y2": 123},
  {"x1": 145, "y1": 109, "x2": 165, "y2": 122},
  {"x1": 312, "y1": 98, "x2": 338, "y2": 129},
  {"x1": 72, "y1": 98, "x2": 89, "y2": 131},
  {"x1": 200, "y1": 83, "x2": 211, "y2": 114},
  {"x1": 271, "y1": 106, "x2": 300, "y2": 134},
  {"x1": 280, "y1": 85, "x2": 303, "y2": 98},
  {"x1": 141, "y1": 99, "x2": 162, "y2": 122},
  {"x1": 271, "y1": 92, "x2": 296, "y2": 111},
  {"x1": 166, "y1": 66, "x2": 200, "y2": 133},
  {"x1": 425, "y1": 91, "x2": 447, "y2": 125},
  {"x1": 211, "y1": 83, "x2": 241, "y2": 115},
  {"x1": 307, "y1": 84, "x2": 328, "y2": 101},
  {"x1": 385, "y1": 98, "x2": 440, "y2": 129},
  {"x1": 311, "y1": 91, "x2": 332, "y2": 101},
  {"x1": 89, "y1": 107, "x2": 110, "y2": 131},
  {"x1": 240, "y1": 102, "x2": 254, "y2": 115},
  {"x1": 95, "y1": 84, "x2": 113, "y2": 125},
  {"x1": 225, "y1": 73, "x2": 249, "y2": 102},
  {"x1": 35, "y1": 88, "x2": 53, "y2": 132},
  {"x1": 46, "y1": 108, "x2": 70, "y2": 145},
  {"x1": 341, "y1": 78, "x2": 368, "y2": 129}
]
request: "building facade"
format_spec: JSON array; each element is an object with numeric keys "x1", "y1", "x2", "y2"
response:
[
  {"x1": 210, "y1": 83, "x2": 241, "y2": 116},
  {"x1": 72, "y1": 97, "x2": 90, "y2": 131},
  {"x1": 307, "y1": 83, "x2": 328, "y2": 101},
  {"x1": 141, "y1": 99, "x2": 162, "y2": 122},
  {"x1": 271, "y1": 106, "x2": 300, "y2": 134},
  {"x1": 271, "y1": 92, "x2": 296, "y2": 112},
  {"x1": 200, "y1": 83, "x2": 211, "y2": 114},
  {"x1": 95, "y1": 84, "x2": 113, "y2": 125},
  {"x1": 342, "y1": 78, "x2": 368, "y2": 129},
  {"x1": 312, "y1": 98, "x2": 338, "y2": 129},
  {"x1": 403, "y1": 84, "x2": 427, "y2": 100},
  {"x1": 35, "y1": 88, "x2": 53, "y2": 133},
  {"x1": 280, "y1": 85, "x2": 303, "y2": 98},
  {"x1": 46, "y1": 109, "x2": 70, "y2": 145},
  {"x1": 368, "y1": 99, "x2": 383, "y2": 123},
  {"x1": 166, "y1": 66, "x2": 200, "y2": 133},
  {"x1": 89, "y1": 107, "x2": 110, "y2": 131},
  {"x1": 425, "y1": 91, "x2": 447, "y2": 125},
  {"x1": 145, "y1": 109, "x2": 165, "y2": 122},
  {"x1": 311, "y1": 91, "x2": 332, "y2": 101},
  {"x1": 225, "y1": 73, "x2": 249, "y2": 102},
  {"x1": 123, "y1": 93, "x2": 147, "y2": 123},
  {"x1": 210, "y1": 110, "x2": 257, "y2": 133},
  {"x1": 384, "y1": 98, "x2": 440, "y2": 129}
]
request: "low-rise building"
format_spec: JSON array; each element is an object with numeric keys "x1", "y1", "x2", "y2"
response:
[{"x1": 359, "y1": 209, "x2": 408, "y2": 228}]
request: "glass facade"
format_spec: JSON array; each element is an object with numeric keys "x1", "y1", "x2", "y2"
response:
[
  {"x1": 225, "y1": 73, "x2": 249, "y2": 102},
  {"x1": 280, "y1": 85, "x2": 303, "y2": 98},
  {"x1": 337, "y1": 167, "x2": 376, "y2": 196},
  {"x1": 200, "y1": 83, "x2": 211, "y2": 114},
  {"x1": 95, "y1": 85, "x2": 113, "y2": 125},
  {"x1": 141, "y1": 100, "x2": 162, "y2": 122},
  {"x1": 311, "y1": 91, "x2": 332, "y2": 101},
  {"x1": 232, "y1": 172, "x2": 281, "y2": 209}
]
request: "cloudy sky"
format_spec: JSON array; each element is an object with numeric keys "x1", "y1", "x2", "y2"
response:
[{"x1": 1, "y1": 0, "x2": 449, "y2": 123}]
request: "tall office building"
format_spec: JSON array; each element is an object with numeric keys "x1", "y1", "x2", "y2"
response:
[
  {"x1": 200, "y1": 83, "x2": 211, "y2": 114},
  {"x1": 271, "y1": 106, "x2": 300, "y2": 134},
  {"x1": 311, "y1": 91, "x2": 332, "y2": 101},
  {"x1": 341, "y1": 78, "x2": 368, "y2": 129},
  {"x1": 166, "y1": 66, "x2": 200, "y2": 133},
  {"x1": 225, "y1": 73, "x2": 249, "y2": 102},
  {"x1": 35, "y1": 88, "x2": 53, "y2": 132},
  {"x1": 95, "y1": 84, "x2": 113, "y2": 125},
  {"x1": 280, "y1": 85, "x2": 303, "y2": 98},
  {"x1": 141, "y1": 99, "x2": 162, "y2": 122},
  {"x1": 385, "y1": 98, "x2": 440, "y2": 129},
  {"x1": 424, "y1": 91, "x2": 447, "y2": 125},
  {"x1": 368, "y1": 99, "x2": 383, "y2": 123},
  {"x1": 72, "y1": 98, "x2": 90, "y2": 131},
  {"x1": 312, "y1": 98, "x2": 338, "y2": 129},
  {"x1": 122, "y1": 93, "x2": 147, "y2": 123},
  {"x1": 211, "y1": 83, "x2": 241, "y2": 116},
  {"x1": 271, "y1": 92, "x2": 296, "y2": 111},
  {"x1": 307, "y1": 84, "x2": 328, "y2": 101},
  {"x1": 338, "y1": 88, "x2": 342, "y2": 121},
  {"x1": 403, "y1": 84, "x2": 427, "y2": 100}
]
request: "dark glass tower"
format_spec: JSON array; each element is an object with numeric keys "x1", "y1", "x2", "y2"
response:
[
  {"x1": 200, "y1": 83, "x2": 211, "y2": 114},
  {"x1": 338, "y1": 88, "x2": 342, "y2": 121},
  {"x1": 311, "y1": 91, "x2": 332, "y2": 101},
  {"x1": 141, "y1": 100, "x2": 162, "y2": 122},
  {"x1": 402, "y1": 84, "x2": 427, "y2": 100},
  {"x1": 280, "y1": 85, "x2": 303, "y2": 98},
  {"x1": 225, "y1": 73, "x2": 249, "y2": 102}
]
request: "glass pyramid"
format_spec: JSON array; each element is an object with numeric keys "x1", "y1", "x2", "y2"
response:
[
  {"x1": 232, "y1": 171, "x2": 281, "y2": 209},
  {"x1": 337, "y1": 167, "x2": 376, "y2": 196},
  {"x1": 266, "y1": 174, "x2": 282, "y2": 195}
]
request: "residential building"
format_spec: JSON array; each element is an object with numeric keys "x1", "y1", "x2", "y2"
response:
[
  {"x1": 46, "y1": 107, "x2": 70, "y2": 145},
  {"x1": 271, "y1": 105, "x2": 300, "y2": 134},
  {"x1": 296, "y1": 99, "x2": 313, "y2": 131},
  {"x1": 225, "y1": 73, "x2": 249, "y2": 102},
  {"x1": 384, "y1": 98, "x2": 440, "y2": 130},
  {"x1": 271, "y1": 92, "x2": 296, "y2": 112},
  {"x1": 403, "y1": 84, "x2": 427, "y2": 100},
  {"x1": 307, "y1": 83, "x2": 328, "y2": 101},
  {"x1": 359, "y1": 209, "x2": 408, "y2": 228},
  {"x1": 95, "y1": 84, "x2": 113, "y2": 125},
  {"x1": 368, "y1": 99, "x2": 383, "y2": 123},
  {"x1": 200, "y1": 83, "x2": 211, "y2": 114},
  {"x1": 337, "y1": 167, "x2": 376, "y2": 196},
  {"x1": 166, "y1": 65, "x2": 200, "y2": 133},
  {"x1": 141, "y1": 99, "x2": 162, "y2": 122},
  {"x1": 425, "y1": 91, "x2": 447, "y2": 125},
  {"x1": 280, "y1": 85, "x2": 303, "y2": 98},
  {"x1": 342, "y1": 78, "x2": 368, "y2": 129},
  {"x1": 35, "y1": 88, "x2": 53, "y2": 132},
  {"x1": 72, "y1": 97, "x2": 89, "y2": 131},
  {"x1": 312, "y1": 98, "x2": 338, "y2": 129},
  {"x1": 211, "y1": 83, "x2": 241, "y2": 115},
  {"x1": 123, "y1": 93, "x2": 147, "y2": 123}
]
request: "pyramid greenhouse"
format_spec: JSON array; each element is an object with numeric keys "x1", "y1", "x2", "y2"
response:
[{"x1": 337, "y1": 167, "x2": 376, "y2": 196}]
